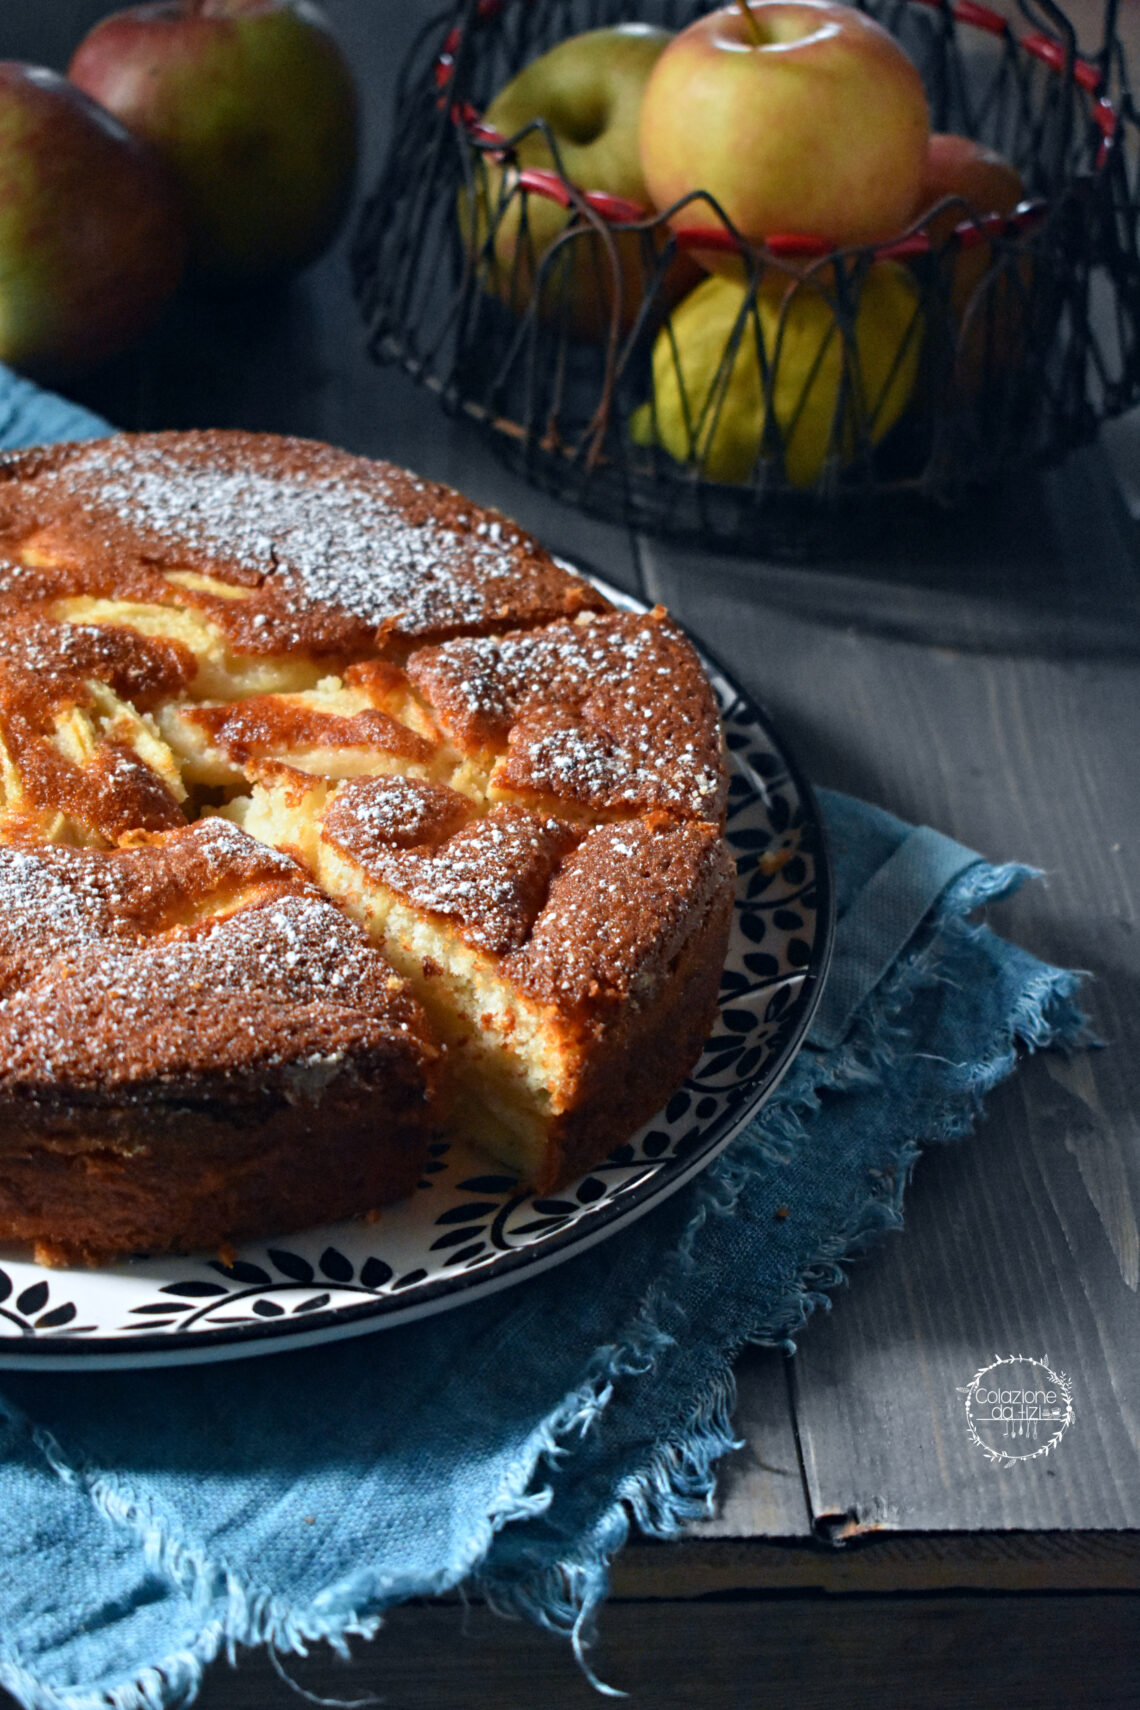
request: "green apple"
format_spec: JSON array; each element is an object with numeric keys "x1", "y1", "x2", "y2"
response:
[
  {"x1": 68, "y1": 0, "x2": 358, "y2": 288},
  {"x1": 463, "y1": 24, "x2": 700, "y2": 341},
  {"x1": 639, "y1": 1, "x2": 930, "y2": 263},
  {"x1": 0, "y1": 63, "x2": 187, "y2": 379}
]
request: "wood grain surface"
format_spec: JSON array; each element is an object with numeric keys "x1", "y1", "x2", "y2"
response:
[
  {"x1": 0, "y1": 1, "x2": 1137, "y2": 1705},
  {"x1": 176, "y1": 1593, "x2": 1140, "y2": 1710},
  {"x1": 639, "y1": 530, "x2": 1140, "y2": 1536}
]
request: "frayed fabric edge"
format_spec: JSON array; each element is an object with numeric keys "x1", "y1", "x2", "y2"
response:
[
  {"x1": 0, "y1": 867, "x2": 1093, "y2": 1710},
  {"x1": 0, "y1": 1394, "x2": 576, "y2": 1710},
  {"x1": 473, "y1": 891, "x2": 1092, "y2": 1685},
  {"x1": 0, "y1": 1294, "x2": 631, "y2": 1710}
]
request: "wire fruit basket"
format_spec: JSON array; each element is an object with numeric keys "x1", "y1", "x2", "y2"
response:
[{"x1": 353, "y1": 0, "x2": 1140, "y2": 552}]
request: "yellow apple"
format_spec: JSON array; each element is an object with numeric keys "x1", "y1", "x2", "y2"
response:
[
  {"x1": 631, "y1": 263, "x2": 922, "y2": 487},
  {"x1": 638, "y1": 1, "x2": 930, "y2": 265},
  {"x1": 460, "y1": 25, "x2": 701, "y2": 341}
]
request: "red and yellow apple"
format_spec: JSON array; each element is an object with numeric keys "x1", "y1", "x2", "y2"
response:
[
  {"x1": 638, "y1": 0, "x2": 930, "y2": 265},
  {"x1": 69, "y1": 0, "x2": 358, "y2": 288},
  {"x1": 916, "y1": 132, "x2": 1024, "y2": 247},
  {"x1": 913, "y1": 132, "x2": 1025, "y2": 324},
  {"x1": 630, "y1": 263, "x2": 922, "y2": 487},
  {"x1": 462, "y1": 24, "x2": 701, "y2": 341},
  {"x1": 909, "y1": 132, "x2": 1032, "y2": 394},
  {"x1": 0, "y1": 63, "x2": 187, "y2": 378}
]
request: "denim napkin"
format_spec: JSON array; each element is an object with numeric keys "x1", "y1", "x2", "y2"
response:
[{"x1": 0, "y1": 370, "x2": 1089, "y2": 1710}]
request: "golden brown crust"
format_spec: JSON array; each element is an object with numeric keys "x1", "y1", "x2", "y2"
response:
[
  {"x1": 0, "y1": 431, "x2": 606, "y2": 656},
  {"x1": 0, "y1": 821, "x2": 438, "y2": 1101},
  {"x1": 0, "y1": 822, "x2": 440, "y2": 1263},
  {"x1": 324, "y1": 779, "x2": 582, "y2": 958},
  {"x1": 506, "y1": 816, "x2": 735, "y2": 1021},
  {"x1": 499, "y1": 817, "x2": 735, "y2": 1192},
  {"x1": 0, "y1": 611, "x2": 196, "y2": 710},
  {"x1": 0, "y1": 1106, "x2": 429, "y2": 1270},
  {"x1": 317, "y1": 789, "x2": 735, "y2": 1194},
  {"x1": 322, "y1": 774, "x2": 474, "y2": 855},
  {"x1": 0, "y1": 709, "x2": 186, "y2": 844},
  {"x1": 407, "y1": 609, "x2": 727, "y2": 822},
  {"x1": 183, "y1": 696, "x2": 436, "y2": 769},
  {"x1": 532, "y1": 873, "x2": 734, "y2": 1194},
  {"x1": 0, "y1": 431, "x2": 733, "y2": 1265}
]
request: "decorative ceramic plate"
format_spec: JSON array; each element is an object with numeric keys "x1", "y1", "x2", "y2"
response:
[{"x1": 0, "y1": 580, "x2": 832, "y2": 1369}]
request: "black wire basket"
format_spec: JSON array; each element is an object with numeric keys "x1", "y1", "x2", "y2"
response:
[{"x1": 353, "y1": 0, "x2": 1140, "y2": 552}]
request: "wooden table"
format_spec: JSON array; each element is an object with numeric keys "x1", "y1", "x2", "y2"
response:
[{"x1": 3, "y1": 3, "x2": 1139, "y2": 1705}]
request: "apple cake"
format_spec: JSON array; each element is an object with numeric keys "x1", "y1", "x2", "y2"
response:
[{"x1": 0, "y1": 430, "x2": 734, "y2": 1265}]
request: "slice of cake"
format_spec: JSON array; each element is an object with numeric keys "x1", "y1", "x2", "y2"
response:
[
  {"x1": 405, "y1": 607, "x2": 728, "y2": 822},
  {"x1": 310, "y1": 777, "x2": 734, "y2": 1189}
]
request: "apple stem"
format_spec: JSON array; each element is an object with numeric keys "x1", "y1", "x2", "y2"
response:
[{"x1": 734, "y1": 0, "x2": 764, "y2": 45}]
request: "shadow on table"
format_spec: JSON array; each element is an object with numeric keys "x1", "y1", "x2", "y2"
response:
[{"x1": 638, "y1": 443, "x2": 1140, "y2": 661}]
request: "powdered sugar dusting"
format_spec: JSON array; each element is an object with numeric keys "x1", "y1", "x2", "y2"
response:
[
  {"x1": 25, "y1": 437, "x2": 583, "y2": 639},
  {"x1": 410, "y1": 615, "x2": 725, "y2": 817},
  {"x1": 0, "y1": 846, "x2": 118, "y2": 958},
  {"x1": 508, "y1": 817, "x2": 731, "y2": 1013},
  {"x1": 0, "y1": 432, "x2": 732, "y2": 1239},
  {"x1": 327, "y1": 793, "x2": 578, "y2": 957},
  {"x1": 0, "y1": 843, "x2": 425, "y2": 1091},
  {"x1": 324, "y1": 775, "x2": 471, "y2": 853}
]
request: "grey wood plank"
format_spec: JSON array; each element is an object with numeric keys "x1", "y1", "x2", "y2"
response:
[
  {"x1": 632, "y1": 465, "x2": 1140, "y2": 658},
  {"x1": 689, "y1": 1348, "x2": 811, "y2": 1538},
  {"x1": 611, "y1": 1529, "x2": 1140, "y2": 1594},
  {"x1": 4, "y1": 1554, "x2": 1138, "y2": 1710},
  {"x1": 788, "y1": 1067, "x2": 1140, "y2": 1533},
  {"x1": 23, "y1": 1593, "x2": 1129, "y2": 1710},
  {"x1": 639, "y1": 538, "x2": 1140, "y2": 1531}
]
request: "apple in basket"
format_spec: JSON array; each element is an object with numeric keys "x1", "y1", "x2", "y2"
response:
[
  {"x1": 638, "y1": 0, "x2": 930, "y2": 265},
  {"x1": 917, "y1": 133, "x2": 1025, "y2": 247},
  {"x1": 909, "y1": 131, "x2": 1037, "y2": 396},
  {"x1": 0, "y1": 63, "x2": 187, "y2": 379},
  {"x1": 69, "y1": 0, "x2": 358, "y2": 287},
  {"x1": 460, "y1": 24, "x2": 702, "y2": 342},
  {"x1": 914, "y1": 132, "x2": 1025, "y2": 314}
]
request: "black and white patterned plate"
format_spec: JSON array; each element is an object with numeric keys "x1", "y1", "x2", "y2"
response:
[{"x1": 0, "y1": 580, "x2": 833, "y2": 1369}]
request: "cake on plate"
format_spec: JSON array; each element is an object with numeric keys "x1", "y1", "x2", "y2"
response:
[{"x1": 0, "y1": 431, "x2": 734, "y2": 1265}]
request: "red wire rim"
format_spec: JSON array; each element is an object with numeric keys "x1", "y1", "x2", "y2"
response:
[{"x1": 436, "y1": 0, "x2": 1118, "y2": 262}]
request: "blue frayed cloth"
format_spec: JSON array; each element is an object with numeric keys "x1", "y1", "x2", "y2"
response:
[{"x1": 0, "y1": 371, "x2": 1090, "y2": 1710}]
